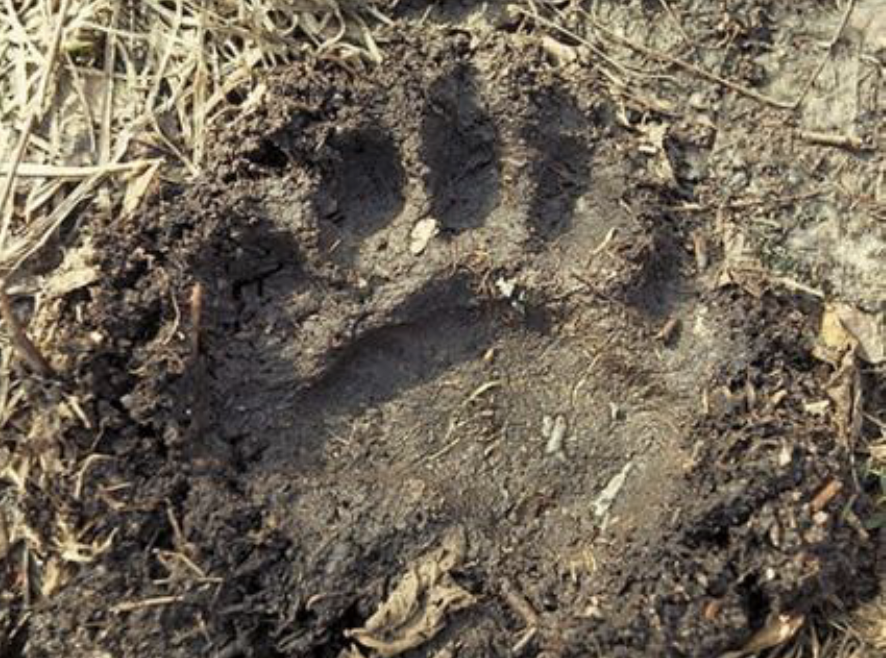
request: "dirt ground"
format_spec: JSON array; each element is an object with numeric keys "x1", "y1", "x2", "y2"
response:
[{"x1": 3, "y1": 1, "x2": 886, "y2": 657}]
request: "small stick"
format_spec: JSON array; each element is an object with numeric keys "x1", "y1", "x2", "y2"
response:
[
  {"x1": 792, "y1": 0, "x2": 856, "y2": 110},
  {"x1": 811, "y1": 479, "x2": 843, "y2": 512},
  {"x1": 185, "y1": 283, "x2": 209, "y2": 445},
  {"x1": 692, "y1": 231, "x2": 709, "y2": 271},
  {"x1": 0, "y1": 288, "x2": 53, "y2": 377},
  {"x1": 111, "y1": 595, "x2": 185, "y2": 614},
  {"x1": 510, "y1": 7, "x2": 642, "y2": 78},
  {"x1": 798, "y1": 130, "x2": 865, "y2": 151},
  {"x1": 189, "y1": 282, "x2": 203, "y2": 358},
  {"x1": 512, "y1": 627, "x2": 538, "y2": 654},
  {"x1": 582, "y1": 12, "x2": 795, "y2": 110},
  {"x1": 668, "y1": 191, "x2": 823, "y2": 213},
  {"x1": 657, "y1": 0, "x2": 695, "y2": 55},
  {"x1": 501, "y1": 578, "x2": 539, "y2": 628},
  {"x1": 655, "y1": 317, "x2": 681, "y2": 345}
]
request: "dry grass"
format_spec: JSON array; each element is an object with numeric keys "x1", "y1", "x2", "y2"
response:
[{"x1": 0, "y1": 0, "x2": 384, "y2": 277}]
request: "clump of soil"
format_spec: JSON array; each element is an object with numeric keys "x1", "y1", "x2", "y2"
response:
[{"x1": 9, "y1": 7, "x2": 881, "y2": 658}]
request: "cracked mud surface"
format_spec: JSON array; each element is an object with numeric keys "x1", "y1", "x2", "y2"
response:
[{"x1": 15, "y1": 7, "x2": 883, "y2": 658}]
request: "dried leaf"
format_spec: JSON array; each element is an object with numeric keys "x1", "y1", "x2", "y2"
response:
[
  {"x1": 345, "y1": 528, "x2": 475, "y2": 658},
  {"x1": 45, "y1": 266, "x2": 98, "y2": 297},
  {"x1": 720, "y1": 613, "x2": 805, "y2": 658},
  {"x1": 816, "y1": 302, "x2": 856, "y2": 365},
  {"x1": 637, "y1": 122, "x2": 678, "y2": 186},
  {"x1": 828, "y1": 303, "x2": 885, "y2": 365},
  {"x1": 717, "y1": 222, "x2": 766, "y2": 297},
  {"x1": 122, "y1": 160, "x2": 161, "y2": 217},
  {"x1": 826, "y1": 349, "x2": 863, "y2": 448}
]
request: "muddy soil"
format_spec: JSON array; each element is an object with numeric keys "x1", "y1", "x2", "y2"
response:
[{"x1": 7, "y1": 3, "x2": 884, "y2": 658}]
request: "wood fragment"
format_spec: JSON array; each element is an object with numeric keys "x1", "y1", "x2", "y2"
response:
[
  {"x1": 655, "y1": 318, "x2": 681, "y2": 345},
  {"x1": 0, "y1": 288, "x2": 53, "y2": 377},
  {"x1": 798, "y1": 130, "x2": 866, "y2": 151},
  {"x1": 811, "y1": 479, "x2": 843, "y2": 512},
  {"x1": 111, "y1": 595, "x2": 185, "y2": 614},
  {"x1": 501, "y1": 578, "x2": 539, "y2": 628},
  {"x1": 189, "y1": 282, "x2": 204, "y2": 358},
  {"x1": 512, "y1": 626, "x2": 538, "y2": 654},
  {"x1": 0, "y1": 510, "x2": 9, "y2": 561},
  {"x1": 692, "y1": 231, "x2": 709, "y2": 271}
]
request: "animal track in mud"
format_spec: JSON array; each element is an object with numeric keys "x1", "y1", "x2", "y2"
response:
[
  {"x1": 204, "y1": 62, "x2": 621, "y2": 455},
  {"x1": 181, "y1": 52, "x2": 740, "y2": 658},
  {"x1": 40, "y1": 17, "x2": 877, "y2": 658},
  {"x1": 60, "y1": 29, "x2": 875, "y2": 658}
]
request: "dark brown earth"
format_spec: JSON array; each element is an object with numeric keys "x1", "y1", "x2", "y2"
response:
[{"x1": 6, "y1": 3, "x2": 884, "y2": 658}]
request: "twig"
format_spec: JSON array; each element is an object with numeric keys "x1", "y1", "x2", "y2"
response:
[
  {"x1": 189, "y1": 282, "x2": 204, "y2": 358},
  {"x1": 111, "y1": 595, "x2": 185, "y2": 614},
  {"x1": 657, "y1": 0, "x2": 695, "y2": 55},
  {"x1": 797, "y1": 129, "x2": 865, "y2": 151},
  {"x1": 581, "y1": 12, "x2": 795, "y2": 110},
  {"x1": 0, "y1": 287, "x2": 53, "y2": 377},
  {"x1": 792, "y1": 0, "x2": 856, "y2": 110},
  {"x1": 811, "y1": 479, "x2": 843, "y2": 512},
  {"x1": 501, "y1": 578, "x2": 539, "y2": 628},
  {"x1": 512, "y1": 627, "x2": 538, "y2": 654}
]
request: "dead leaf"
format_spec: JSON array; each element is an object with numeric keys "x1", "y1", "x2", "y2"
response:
[
  {"x1": 720, "y1": 612, "x2": 805, "y2": 658},
  {"x1": 46, "y1": 266, "x2": 98, "y2": 297},
  {"x1": 637, "y1": 122, "x2": 678, "y2": 186},
  {"x1": 816, "y1": 302, "x2": 856, "y2": 365},
  {"x1": 826, "y1": 348, "x2": 863, "y2": 448},
  {"x1": 45, "y1": 241, "x2": 98, "y2": 298},
  {"x1": 717, "y1": 222, "x2": 767, "y2": 297},
  {"x1": 831, "y1": 303, "x2": 885, "y2": 365},
  {"x1": 122, "y1": 160, "x2": 161, "y2": 217},
  {"x1": 345, "y1": 527, "x2": 475, "y2": 657}
]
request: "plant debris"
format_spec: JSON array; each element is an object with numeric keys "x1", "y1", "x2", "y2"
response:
[{"x1": 344, "y1": 528, "x2": 475, "y2": 658}]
